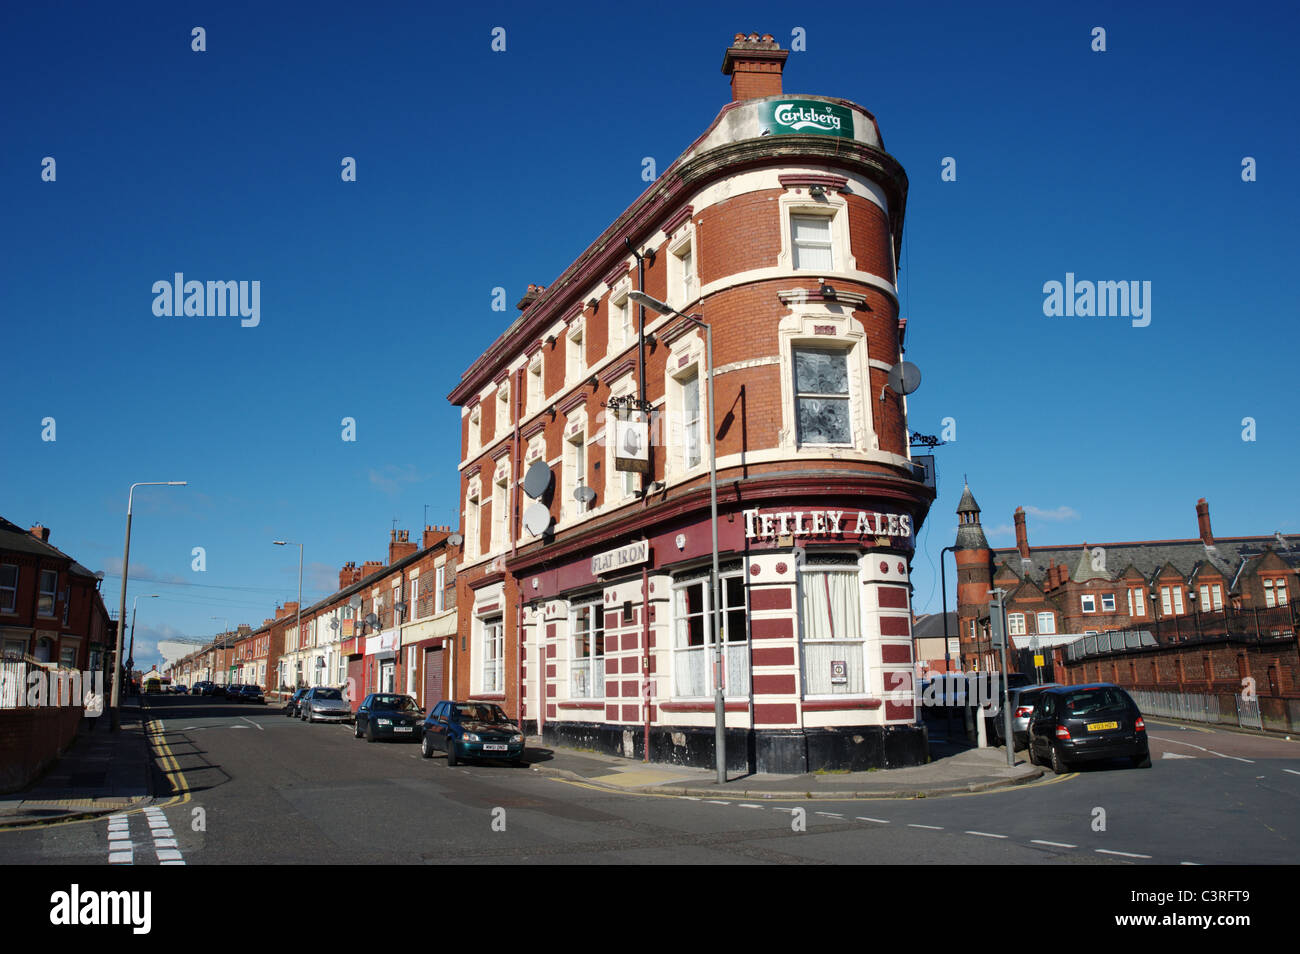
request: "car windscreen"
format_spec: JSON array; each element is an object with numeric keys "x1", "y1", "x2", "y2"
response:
[
  {"x1": 314, "y1": 688, "x2": 343, "y2": 701},
  {"x1": 372, "y1": 695, "x2": 419, "y2": 712},
  {"x1": 455, "y1": 704, "x2": 509, "y2": 723},
  {"x1": 1059, "y1": 688, "x2": 1130, "y2": 718}
]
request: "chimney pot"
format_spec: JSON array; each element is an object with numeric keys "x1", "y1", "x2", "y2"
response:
[
  {"x1": 721, "y1": 31, "x2": 788, "y2": 102},
  {"x1": 1196, "y1": 497, "x2": 1214, "y2": 545},
  {"x1": 29, "y1": 524, "x2": 50, "y2": 543}
]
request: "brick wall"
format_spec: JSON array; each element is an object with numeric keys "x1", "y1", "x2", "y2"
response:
[{"x1": 0, "y1": 705, "x2": 84, "y2": 793}]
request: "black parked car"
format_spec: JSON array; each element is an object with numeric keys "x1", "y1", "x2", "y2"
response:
[
  {"x1": 192, "y1": 681, "x2": 214, "y2": 696},
  {"x1": 354, "y1": 693, "x2": 423, "y2": 742},
  {"x1": 233, "y1": 684, "x2": 265, "y2": 704},
  {"x1": 1027, "y1": 683, "x2": 1150, "y2": 774},
  {"x1": 421, "y1": 700, "x2": 525, "y2": 766},
  {"x1": 284, "y1": 688, "x2": 309, "y2": 717}
]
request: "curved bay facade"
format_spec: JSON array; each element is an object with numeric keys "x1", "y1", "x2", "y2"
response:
[{"x1": 447, "y1": 34, "x2": 934, "y2": 772}]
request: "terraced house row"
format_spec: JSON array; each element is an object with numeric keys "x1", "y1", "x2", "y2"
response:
[{"x1": 167, "y1": 527, "x2": 459, "y2": 711}]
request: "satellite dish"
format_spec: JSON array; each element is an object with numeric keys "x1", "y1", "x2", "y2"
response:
[
  {"x1": 886, "y1": 361, "x2": 922, "y2": 396},
  {"x1": 522, "y1": 502, "x2": 552, "y2": 537},
  {"x1": 329, "y1": 618, "x2": 340, "y2": 630},
  {"x1": 364, "y1": 613, "x2": 378, "y2": 627},
  {"x1": 348, "y1": 595, "x2": 362, "y2": 609},
  {"x1": 574, "y1": 486, "x2": 596, "y2": 504},
  {"x1": 523, "y1": 460, "x2": 553, "y2": 500},
  {"x1": 447, "y1": 533, "x2": 464, "y2": 547}
]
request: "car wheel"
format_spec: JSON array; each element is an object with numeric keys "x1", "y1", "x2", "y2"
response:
[
  {"x1": 1049, "y1": 745, "x2": 1069, "y2": 775},
  {"x1": 354, "y1": 719, "x2": 363, "y2": 739},
  {"x1": 1027, "y1": 742, "x2": 1040, "y2": 767},
  {"x1": 365, "y1": 722, "x2": 375, "y2": 743},
  {"x1": 421, "y1": 734, "x2": 433, "y2": 759},
  {"x1": 1131, "y1": 750, "x2": 1152, "y2": 769},
  {"x1": 445, "y1": 740, "x2": 458, "y2": 766}
]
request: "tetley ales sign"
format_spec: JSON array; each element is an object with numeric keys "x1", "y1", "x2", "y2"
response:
[{"x1": 759, "y1": 100, "x2": 853, "y2": 139}]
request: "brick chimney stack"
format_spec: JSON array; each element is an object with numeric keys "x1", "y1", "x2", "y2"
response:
[
  {"x1": 1013, "y1": 506, "x2": 1030, "y2": 559},
  {"x1": 274, "y1": 604, "x2": 287, "y2": 621},
  {"x1": 721, "y1": 32, "x2": 788, "y2": 102},
  {"x1": 516, "y1": 284, "x2": 545, "y2": 311},
  {"x1": 389, "y1": 529, "x2": 418, "y2": 565},
  {"x1": 422, "y1": 525, "x2": 450, "y2": 550},
  {"x1": 29, "y1": 524, "x2": 50, "y2": 543},
  {"x1": 339, "y1": 561, "x2": 362, "y2": 590},
  {"x1": 1196, "y1": 497, "x2": 1214, "y2": 546},
  {"x1": 361, "y1": 560, "x2": 384, "y2": 578}
]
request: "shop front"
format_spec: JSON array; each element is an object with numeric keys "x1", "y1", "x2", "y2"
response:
[{"x1": 474, "y1": 488, "x2": 927, "y2": 774}]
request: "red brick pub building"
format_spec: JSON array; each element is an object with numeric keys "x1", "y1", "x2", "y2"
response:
[{"x1": 446, "y1": 34, "x2": 933, "y2": 773}]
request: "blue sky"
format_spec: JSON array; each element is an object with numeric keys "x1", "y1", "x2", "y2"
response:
[{"x1": 2, "y1": 1, "x2": 1297, "y2": 669}]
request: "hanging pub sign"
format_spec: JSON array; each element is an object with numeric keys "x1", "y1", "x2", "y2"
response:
[
  {"x1": 614, "y1": 411, "x2": 650, "y2": 474},
  {"x1": 742, "y1": 507, "x2": 913, "y2": 543},
  {"x1": 758, "y1": 100, "x2": 854, "y2": 139}
]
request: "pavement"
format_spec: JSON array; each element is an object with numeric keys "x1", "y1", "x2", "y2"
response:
[
  {"x1": 0, "y1": 697, "x2": 155, "y2": 828},
  {"x1": 528, "y1": 725, "x2": 1044, "y2": 799}
]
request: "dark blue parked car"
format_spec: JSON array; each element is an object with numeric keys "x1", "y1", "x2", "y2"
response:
[
  {"x1": 354, "y1": 693, "x2": 422, "y2": 741},
  {"x1": 421, "y1": 700, "x2": 525, "y2": 765}
]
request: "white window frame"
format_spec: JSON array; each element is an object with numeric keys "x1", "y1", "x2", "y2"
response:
[
  {"x1": 435, "y1": 565, "x2": 446, "y2": 614},
  {"x1": 480, "y1": 616, "x2": 504, "y2": 693},
  {"x1": 566, "y1": 321, "x2": 585, "y2": 384},
  {"x1": 1007, "y1": 613, "x2": 1026, "y2": 636},
  {"x1": 562, "y1": 425, "x2": 589, "y2": 520},
  {"x1": 569, "y1": 601, "x2": 605, "y2": 699},
  {"x1": 776, "y1": 312, "x2": 872, "y2": 454},
  {"x1": 668, "y1": 230, "x2": 696, "y2": 309},
  {"x1": 1081, "y1": 594, "x2": 1096, "y2": 614},
  {"x1": 610, "y1": 284, "x2": 634, "y2": 351},
  {"x1": 1101, "y1": 593, "x2": 1116, "y2": 613},
  {"x1": 798, "y1": 562, "x2": 863, "y2": 697},
  {"x1": 1036, "y1": 612, "x2": 1056, "y2": 635},
  {"x1": 527, "y1": 356, "x2": 544, "y2": 417},
  {"x1": 467, "y1": 405, "x2": 481, "y2": 457},
  {"x1": 663, "y1": 332, "x2": 708, "y2": 482},
  {"x1": 464, "y1": 479, "x2": 481, "y2": 561},
  {"x1": 1128, "y1": 587, "x2": 1146, "y2": 617},
  {"x1": 792, "y1": 343, "x2": 854, "y2": 448},
  {"x1": 496, "y1": 381, "x2": 511, "y2": 435},
  {"x1": 491, "y1": 464, "x2": 510, "y2": 553},
  {"x1": 671, "y1": 571, "x2": 749, "y2": 699},
  {"x1": 776, "y1": 191, "x2": 856, "y2": 275},
  {"x1": 38, "y1": 569, "x2": 57, "y2": 617}
]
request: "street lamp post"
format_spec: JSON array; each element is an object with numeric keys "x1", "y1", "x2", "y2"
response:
[
  {"x1": 274, "y1": 541, "x2": 303, "y2": 696},
  {"x1": 630, "y1": 291, "x2": 725, "y2": 784},
  {"x1": 112, "y1": 481, "x2": 186, "y2": 731}
]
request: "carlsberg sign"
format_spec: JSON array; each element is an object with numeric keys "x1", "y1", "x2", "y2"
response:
[{"x1": 760, "y1": 100, "x2": 853, "y2": 139}]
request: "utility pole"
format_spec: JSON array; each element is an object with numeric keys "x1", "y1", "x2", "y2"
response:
[{"x1": 988, "y1": 587, "x2": 1016, "y2": 767}]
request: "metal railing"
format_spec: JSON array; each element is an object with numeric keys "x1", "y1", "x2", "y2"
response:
[{"x1": 1131, "y1": 689, "x2": 1264, "y2": 730}]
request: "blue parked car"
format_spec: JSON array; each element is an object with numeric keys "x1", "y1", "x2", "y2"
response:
[
  {"x1": 354, "y1": 693, "x2": 423, "y2": 742},
  {"x1": 420, "y1": 700, "x2": 525, "y2": 766}
]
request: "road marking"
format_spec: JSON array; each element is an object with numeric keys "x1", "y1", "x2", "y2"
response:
[
  {"x1": 1032, "y1": 839, "x2": 1076, "y2": 848},
  {"x1": 1151, "y1": 735, "x2": 1209, "y2": 752},
  {"x1": 1162, "y1": 752, "x2": 1194, "y2": 759},
  {"x1": 1284, "y1": 769, "x2": 1300, "y2": 777},
  {"x1": 908, "y1": 824, "x2": 943, "y2": 830},
  {"x1": 705, "y1": 800, "x2": 730, "y2": 805},
  {"x1": 816, "y1": 812, "x2": 844, "y2": 819},
  {"x1": 1209, "y1": 751, "x2": 1254, "y2": 763},
  {"x1": 1180, "y1": 861, "x2": 1201, "y2": 866},
  {"x1": 738, "y1": 804, "x2": 763, "y2": 809},
  {"x1": 239, "y1": 717, "x2": 264, "y2": 731},
  {"x1": 1096, "y1": 849, "x2": 1151, "y2": 859},
  {"x1": 965, "y1": 831, "x2": 1008, "y2": 839},
  {"x1": 857, "y1": 817, "x2": 889, "y2": 824}
]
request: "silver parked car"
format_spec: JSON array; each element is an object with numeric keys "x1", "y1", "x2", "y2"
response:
[
  {"x1": 299, "y1": 686, "x2": 352, "y2": 723},
  {"x1": 994, "y1": 683, "x2": 1063, "y2": 749}
]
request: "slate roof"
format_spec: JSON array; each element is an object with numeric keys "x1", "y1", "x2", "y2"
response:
[
  {"x1": 992, "y1": 535, "x2": 1299, "y2": 593},
  {"x1": 912, "y1": 611, "x2": 958, "y2": 639}
]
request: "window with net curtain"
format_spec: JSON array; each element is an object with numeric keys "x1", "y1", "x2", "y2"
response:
[
  {"x1": 800, "y1": 567, "x2": 864, "y2": 695},
  {"x1": 794, "y1": 347, "x2": 851, "y2": 445}
]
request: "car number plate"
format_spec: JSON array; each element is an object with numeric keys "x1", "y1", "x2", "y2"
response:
[
  {"x1": 394, "y1": 726, "x2": 412, "y2": 732},
  {"x1": 1086, "y1": 721, "x2": 1119, "y2": 731},
  {"x1": 483, "y1": 743, "x2": 508, "y2": 751}
]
